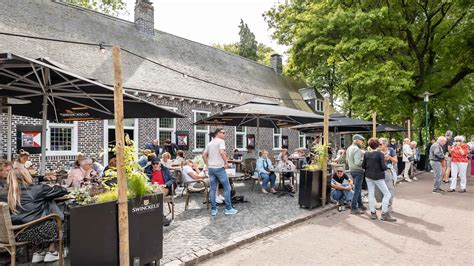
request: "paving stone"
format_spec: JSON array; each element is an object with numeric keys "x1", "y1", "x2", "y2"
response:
[
  {"x1": 180, "y1": 254, "x2": 197, "y2": 265},
  {"x1": 164, "y1": 259, "x2": 184, "y2": 266},
  {"x1": 162, "y1": 181, "x2": 335, "y2": 262},
  {"x1": 194, "y1": 248, "x2": 212, "y2": 262}
]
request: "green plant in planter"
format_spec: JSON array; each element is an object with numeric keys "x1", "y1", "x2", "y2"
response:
[
  {"x1": 97, "y1": 134, "x2": 153, "y2": 204},
  {"x1": 304, "y1": 144, "x2": 328, "y2": 171}
]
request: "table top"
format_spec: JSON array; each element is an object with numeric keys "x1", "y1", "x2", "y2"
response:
[
  {"x1": 228, "y1": 160, "x2": 243, "y2": 164},
  {"x1": 228, "y1": 173, "x2": 245, "y2": 178}
]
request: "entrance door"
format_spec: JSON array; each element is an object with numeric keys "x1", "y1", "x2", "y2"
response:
[{"x1": 103, "y1": 119, "x2": 138, "y2": 164}]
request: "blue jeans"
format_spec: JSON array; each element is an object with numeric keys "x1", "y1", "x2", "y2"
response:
[
  {"x1": 331, "y1": 186, "x2": 354, "y2": 204},
  {"x1": 366, "y1": 178, "x2": 391, "y2": 213},
  {"x1": 260, "y1": 172, "x2": 276, "y2": 190},
  {"x1": 350, "y1": 170, "x2": 364, "y2": 210},
  {"x1": 208, "y1": 167, "x2": 232, "y2": 210}
]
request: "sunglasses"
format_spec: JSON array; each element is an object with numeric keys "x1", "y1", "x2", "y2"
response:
[
  {"x1": 336, "y1": 170, "x2": 344, "y2": 173},
  {"x1": 152, "y1": 162, "x2": 161, "y2": 165}
]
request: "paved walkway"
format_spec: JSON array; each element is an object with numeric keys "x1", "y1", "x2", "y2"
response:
[
  {"x1": 203, "y1": 172, "x2": 474, "y2": 265},
  {"x1": 162, "y1": 177, "x2": 323, "y2": 262}
]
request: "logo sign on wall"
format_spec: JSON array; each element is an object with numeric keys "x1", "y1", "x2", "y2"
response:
[
  {"x1": 282, "y1": 135, "x2": 289, "y2": 149},
  {"x1": 176, "y1": 131, "x2": 189, "y2": 151},
  {"x1": 16, "y1": 125, "x2": 42, "y2": 154},
  {"x1": 246, "y1": 134, "x2": 255, "y2": 150}
]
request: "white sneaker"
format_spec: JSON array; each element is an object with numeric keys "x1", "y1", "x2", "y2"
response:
[
  {"x1": 412, "y1": 177, "x2": 418, "y2": 181},
  {"x1": 404, "y1": 177, "x2": 412, "y2": 182},
  {"x1": 32, "y1": 251, "x2": 46, "y2": 263},
  {"x1": 43, "y1": 251, "x2": 59, "y2": 262},
  {"x1": 215, "y1": 197, "x2": 223, "y2": 204},
  {"x1": 218, "y1": 194, "x2": 225, "y2": 201}
]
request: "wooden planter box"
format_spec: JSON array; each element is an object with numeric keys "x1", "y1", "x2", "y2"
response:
[
  {"x1": 69, "y1": 193, "x2": 163, "y2": 266},
  {"x1": 298, "y1": 170, "x2": 330, "y2": 209}
]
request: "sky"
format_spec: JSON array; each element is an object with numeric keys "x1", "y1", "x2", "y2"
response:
[{"x1": 120, "y1": 0, "x2": 288, "y2": 55}]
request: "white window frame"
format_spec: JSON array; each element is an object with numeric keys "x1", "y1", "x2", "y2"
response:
[
  {"x1": 193, "y1": 110, "x2": 211, "y2": 152},
  {"x1": 273, "y1": 128, "x2": 282, "y2": 150},
  {"x1": 316, "y1": 99, "x2": 323, "y2": 112},
  {"x1": 103, "y1": 119, "x2": 139, "y2": 164},
  {"x1": 157, "y1": 106, "x2": 178, "y2": 144},
  {"x1": 299, "y1": 132, "x2": 306, "y2": 149},
  {"x1": 234, "y1": 126, "x2": 247, "y2": 151},
  {"x1": 46, "y1": 121, "x2": 78, "y2": 156}
]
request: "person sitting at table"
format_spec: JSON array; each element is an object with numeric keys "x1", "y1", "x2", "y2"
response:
[
  {"x1": 331, "y1": 166, "x2": 354, "y2": 212},
  {"x1": 137, "y1": 149, "x2": 153, "y2": 168},
  {"x1": 277, "y1": 154, "x2": 296, "y2": 193},
  {"x1": 182, "y1": 159, "x2": 209, "y2": 189},
  {"x1": 73, "y1": 152, "x2": 86, "y2": 168},
  {"x1": 144, "y1": 158, "x2": 176, "y2": 196},
  {"x1": 163, "y1": 139, "x2": 178, "y2": 159},
  {"x1": 6, "y1": 167, "x2": 68, "y2": 263},
  {"x1": 161, "y1": 152, "x2": 173, "y2": 168},
  {"x1": 44, "y1": 170, "x2": 58, "y2": 183},
  {"x1": 91, "y1": 158, "x2": 104, "y2": 177},
  {"x1": 241, "y1": 149, "x2": 256, "y2": 160},
  {"x1": 66, "y1": 158, "x2": 97, "y2": 188},
  {"x1": 277, "y1": 149, "x2": 289, "y2": 161},
  {"x1": 256, "y1": 150, "x2": 277, "y2": 194},
  {"x1": 13, "y1": 149, "x2": 36, "y2": 175},
  {"x1": 173, "y1": 150, "x2": 186, "y2": 167}
]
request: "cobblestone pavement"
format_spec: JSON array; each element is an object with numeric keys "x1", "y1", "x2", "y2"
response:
[
  {"x1": 161, "y1": 178, "x2": 323, "y2": 262},
  {"x1": 203, "y1": 172, "x2": 474, "y2": 265}
]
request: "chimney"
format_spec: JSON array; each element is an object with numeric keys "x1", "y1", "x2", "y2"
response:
[
  {"x1": 134, "y1": 0, "x2": 155, "y2": 36},
  {"x1": 270, "y1": 53, "x2": 282, "y2": 74}
]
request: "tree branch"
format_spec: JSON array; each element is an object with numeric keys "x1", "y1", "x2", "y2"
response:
[
  {"x1": 439, "y1": 13, "x2": 466, "y2": 42},
  {"x1": 441, "y1": 66, "x2": 473, "y2": 90}
]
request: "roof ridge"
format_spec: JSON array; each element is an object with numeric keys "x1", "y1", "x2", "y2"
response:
[{"x1": 53, "y1": 1, "x2": 279, "y2": 72}]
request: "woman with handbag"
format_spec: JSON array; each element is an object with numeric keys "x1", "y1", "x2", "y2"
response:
[
  {"x1": 256, "y1": 150, "x2": 277, "y2": 194},
  {"x1": 448, "y1": 136, "x2": 469, "y2": 192},
  {"x1": 402, "y1": 138, "x2": 414, "y2": 182}
]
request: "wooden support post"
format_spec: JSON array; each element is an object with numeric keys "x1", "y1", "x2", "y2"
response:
[
  {"x1": 372, "y1": 112, "x2": 377, "y2": 138},
  {"x1": 113, "y1": 46, "x2": 130, "y2": 266},
  {"x1": 321, "y1": 97, "x2": 329, "y2": 207},
  {"x1": 407, "y1": 119, "x2": 411, "y2": 140}
]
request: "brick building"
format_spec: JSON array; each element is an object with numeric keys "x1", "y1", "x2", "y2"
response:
[{"x1": 0, "y1": 0, "x2": 323, "y2": 169}]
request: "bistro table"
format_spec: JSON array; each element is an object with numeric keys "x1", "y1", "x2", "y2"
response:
[
  {"x1": 227, "y1": 159, "x2": 243, "y2": 173},
  {"x1": 275, "y1": 169, "x2": 298, "y2": 197}
]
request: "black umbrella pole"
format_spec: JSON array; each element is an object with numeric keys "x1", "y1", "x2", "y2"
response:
[
  {"x1": 322, "y1": 97, "x2": 329, "y2": 207},
  {"x1": 40, "y1": 94, "x2": 48, "y2": 175},
  {"x1": 113, "y1": 46, "x2": 130, "y2": 266}
]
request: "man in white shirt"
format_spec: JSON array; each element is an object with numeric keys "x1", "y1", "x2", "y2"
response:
[
  {"x1": 182, "y1": 159, "x2": 209, "y2": 189},
  {"x1": 203, "y1": 128, "x2": 238, "y2": 216}
]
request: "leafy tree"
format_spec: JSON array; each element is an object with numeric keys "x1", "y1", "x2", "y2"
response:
[
  {"x1": 238, "y1": 19, "x2": 258, "y2": 60},
  {"x1": 66, "y1": 0, "x2": 126, "y2": 16},
  {"x1": 264, "y1": 0, "x2": 473, "y2": 140},
  {"x1": 212, "y1": 20, "x2": 276, "y2": 66}
]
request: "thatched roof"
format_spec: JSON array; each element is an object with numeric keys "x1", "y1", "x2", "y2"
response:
[{"x1": 0, "y1": 0, "x2": 312, "y2": 111}]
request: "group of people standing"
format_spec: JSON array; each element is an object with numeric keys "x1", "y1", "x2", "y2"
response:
[{"x1": 429, "y1": 131, "x2": 473, "y2": 194}]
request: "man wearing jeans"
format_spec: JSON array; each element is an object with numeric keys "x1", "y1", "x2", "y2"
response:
[
  {"x1": 346, "y1": 134, "x2": 366, "y2": 214},
  {"x1": 430, "y1": 136, "x2": 447, "y2": 194},
  {"x1": 203, "y1": 128, "x2": 238, "y2": 216}
]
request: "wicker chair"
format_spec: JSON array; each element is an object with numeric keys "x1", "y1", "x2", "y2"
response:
[
  {"x1": 0, "y1": 203, "x2": 64, "y2": 266},
  {"x1": 250, "y1": 161, "x2": 263, "y2": 191},
  {"x1": 184, "y1": 180, "x2": 209, "y2": 211},
  {"x1": 243, "y1": 158, "x2": 256, "y2": 178}
]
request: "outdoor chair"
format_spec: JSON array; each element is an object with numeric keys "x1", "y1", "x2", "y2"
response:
[
  {"x1": 163, "y1": 184, "x2": 175, "y2": 220},
  {"x1": 0, "y1": 203, "x2": 64, "y2": 266},
  {"x1": 243, "y1": 158, "x2": 256, "y2": 178},
  {"x1": 184, "y1": 180, "x2": 209, "y2": 211},
  {"x1": 250, "y1": 161, "x2": 263, "y2": 192}
]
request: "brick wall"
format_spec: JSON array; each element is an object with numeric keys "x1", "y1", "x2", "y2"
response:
[{"x1": 1, "y1": 96, "x2": 308, "y2": 169}]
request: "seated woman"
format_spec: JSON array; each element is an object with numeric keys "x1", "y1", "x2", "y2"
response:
[
  {"x1": 256, "y1": 150, "x2": 277, "y2": 194},
  {"x1": 160, "y1": 152, "x2": 173, "y2": 168},
  {"x1": 73, "y1": 152, "x2": 86, "y2": 168},
  {"x1": 144, "y1": 158, "x2": 176, "y2": 195},
  {"x1": 277, "y1": 148, "x2": 289, "y2": 161},
  {"x1": 13, "y1": 149, "x2": 36, "y2": 175},
  {"x1": 66, "y1": 158, "x2": 97, "y2": 188},
  {"x1": 7, "y1": 167, "x2": 68, "y2": 263},
  {"x1": 277, "y1": 154, "x2": 296, "y2": 193},
  {"x1": 173, "y1": 150, "x2": 185, "y2": 167},
  {"x1": 331, "y1": 166, "x2": 354, "y2": 212}
]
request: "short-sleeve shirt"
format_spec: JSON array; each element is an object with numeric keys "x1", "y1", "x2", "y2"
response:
[
  {"x1": 332, "y1": 174, "x2": 349, "y2": 186},
  {"x1": 205, "y1": 138, "x2": 226, "y2": 169},
  {"x1": 385, "y1": 147, "x2": 396, "y2": 166},
  {"x1": 182, "y1": 165, "x2": 196, "y2": 183},
  {"x1": 151, "y1": 171, "x2": 164, "y2": 185}
]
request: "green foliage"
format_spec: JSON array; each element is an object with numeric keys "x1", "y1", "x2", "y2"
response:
[
  {"x1": 69, "y1": 188, "x2": 95, "y2": 205},
  {"x1": 212, "y1": 20, "x2": 276, "y2": 66},
  {"x1": 238, "y1": 19, "x2": 258, "y2": 60},
  {"x1": 264, "y1": 0, "x2": 474, "y2": 140},
  {"x1": 96, "y1": 189, "x2": 119, "y2": 203},
  {"x1": 66, "y1": 0, "x2": 126, "y2": 16},
  {"x1": 304, "y1": 144, "x2": 328, "y2": 171}
]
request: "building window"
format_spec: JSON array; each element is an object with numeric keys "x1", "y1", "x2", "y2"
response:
[
  {"x1": 299, "y1": 132, "x2": 306, "y2": 148},
  {"x1": 316, "y1": 99, "x2": 323, "y2": 112},
  {"x1": 235, "y1": 126, "x2": 246, "y2": 150},
  {"x1": 157, "y1": 107, "x2": 177, "y2": 144},
  {"x1": 193, "y1": 110, "x2": 210, "y2": 151},
  {"x1": 46, "y1": 122, "x2": 78, "y2": 156},
  {"x1": 273, "y1": 128, "x2": 282, "y2": 149},
  {"x1": 340, "y1": 135, "x2": 346, "y2": 149}
]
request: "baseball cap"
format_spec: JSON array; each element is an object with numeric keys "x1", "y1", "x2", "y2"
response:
[{"x1": 352, "y1": 134, "x2": 365, "y2": 141}]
